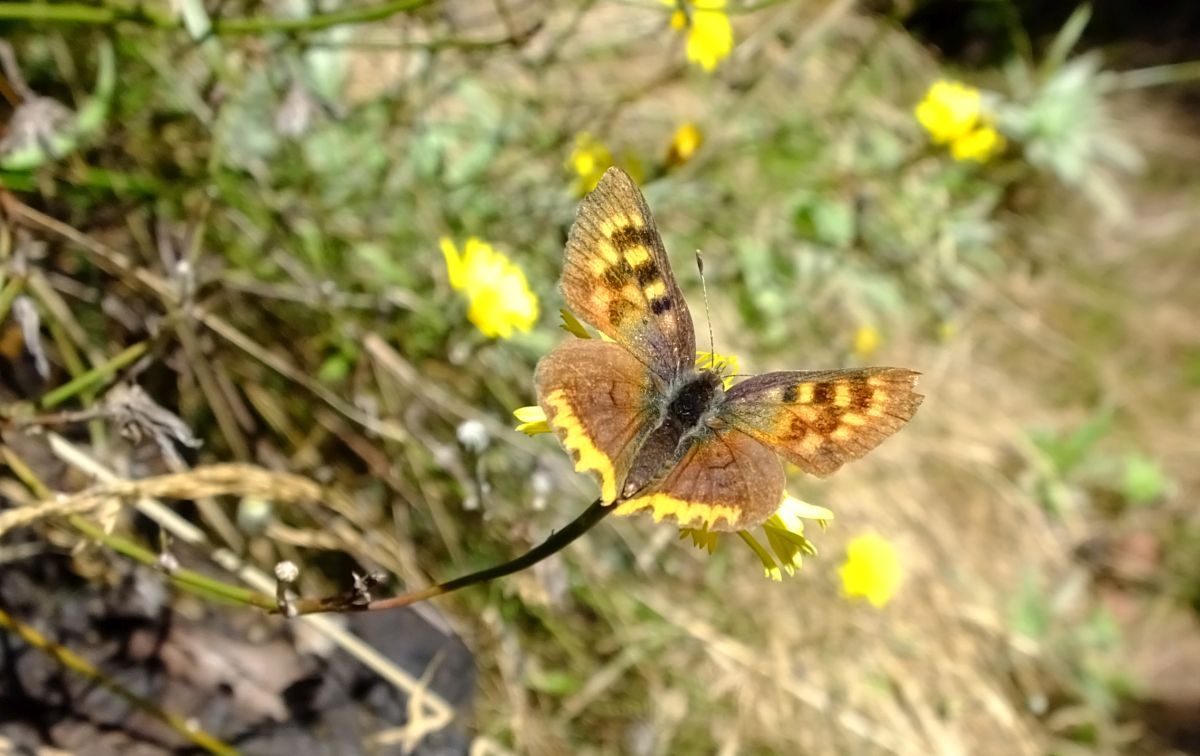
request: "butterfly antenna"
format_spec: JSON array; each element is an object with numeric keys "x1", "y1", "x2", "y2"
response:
[{"x1": 695, "y1": 250, "x2": 716, "y2": 359}]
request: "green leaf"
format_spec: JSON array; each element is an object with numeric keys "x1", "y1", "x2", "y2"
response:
[
  {"x1": 1121, "y1": 452, "x2": 1169, "y2": 506},
  {"x1": 1030, "y1": 408, "x2": 1113, "y2": 477},
  {"x1": 1041, "y1": 4, "x2": 1092, "y2": 80},
  {"x1": 794, "y1": 196, "x2": 855, "y2": 249},
  {"x1": 1010, "y1": 571, "x2": 1050, "y2": 640},
  {"x1": 525, "y1": 668, "x2": 582, "y2": 696}
]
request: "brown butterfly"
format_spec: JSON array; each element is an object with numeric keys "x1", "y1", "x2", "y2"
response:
[{"x1": 535, "y1": 168, "x2": 922, "y2": 532}]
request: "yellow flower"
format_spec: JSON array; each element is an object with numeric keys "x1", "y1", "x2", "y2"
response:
[
  {"x1": 916, "y1": 80, "x2": 982, "y2": 145},
  {"x1": 666, "y1": 0, "x2": 733, "y2": 72},
  {"x1": 853, "y1": 324, "x2": 880, "y2": 358},
  {"x1": 665, "y1": 123, "x2": 704, "y2": 168},
  {"x1": 685, "y1": 494, "x2": 832, "y2": 581},
  {"x1": 441, "y1": 237, "x2": 539, "y2": 339},
  {"x1": 695, "y1": 350, "x2": 739, "y2": 388},
  {"x1": 915, "y1": 79, "x2": 1005, "y2": 164},
  {"x1": 567, "y1": 132, "x2": 614, "y2": 195},
  {"x1": 838, "y1": 533, "x2": 901, "y2": 607},
  {"x1": 949, "y1": 125, "x2": 1004, "y2": 162}
]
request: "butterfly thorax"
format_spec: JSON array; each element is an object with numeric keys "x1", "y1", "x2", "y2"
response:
[{"x1": 621, "y1": 369, "x2": 725, "y2": 499}]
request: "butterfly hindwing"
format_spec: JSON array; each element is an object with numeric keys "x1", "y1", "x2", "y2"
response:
[
  {"x1": 614, "y1": 428, "x2": 785, "y2": 532},
  {"x1": 534, "y1": 338, "x2": 659, "y2": 503},
  {"x1": 562, "y1": 167, "x2": 696, "y2": 381},
  {"x1": 720, "y1": 367, "x2": 923, "y2": 477}
]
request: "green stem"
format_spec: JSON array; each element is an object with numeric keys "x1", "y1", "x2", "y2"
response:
[
  {"x1": 293, "y1": 498, "x2": 612, "y2": 614},
  {"x1": 0, "y1": 0, "x2": 435, "y2": 35},
  {"x1": 39, "y1": 339, "x2": 149, "y2": 409},
  {"x1": 0, "y1": 276, "x2": 24, "y2": 320},
  {"x1": 69, "y1": 516, "x2": 277, "y2": 610}
]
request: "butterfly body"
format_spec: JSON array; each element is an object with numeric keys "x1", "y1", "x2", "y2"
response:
[
  {"x1": 622, "y1": 367, "x2": 725, "y2": 498},
  {"x1": 536, "y1": 168, "x2": 923, "y2": 532}
]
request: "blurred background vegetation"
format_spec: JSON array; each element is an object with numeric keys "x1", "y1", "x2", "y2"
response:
[{"x1": 1, "y1": 1, "x2": 1198, "y2": 754}]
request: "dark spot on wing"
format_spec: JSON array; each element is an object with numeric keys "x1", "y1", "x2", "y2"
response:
[
  {"x1": 601, "y1": 264, "x2": 626, "y2": 289},
  {"x1": 633, "y1": 261, "x2": 659, "y2": 285},
  {"x1": 849, "y1": 380, "x2": 873, "y2": 410},
  {"x1": 782, "y1": 384, "x2": 798, "y2": 403},
  {"x1": 650, "y1": 297, "x2": 672, "y2": 315},
  {"x1": 788, "y1": 417, "x2": 806, "y2": 439},
  {"x1": 812, "y1": 412, "x2": 839, "y2": 435},
  {"x1": 610, "y1": 225, "x2": 659, "y2": 252},
  {"x1": 811, "y1": 383, "x2": 833, "y2": 405}
]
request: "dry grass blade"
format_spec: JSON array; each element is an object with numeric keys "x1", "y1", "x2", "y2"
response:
[
  {"x1": 0, "y1": 461, "x2": 326, "y2": 537},
  {"x1": 17, "y1": 434, "x2": 460, "y2": 740}
]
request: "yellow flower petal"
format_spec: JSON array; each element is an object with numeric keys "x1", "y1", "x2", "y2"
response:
[
  {"x1": 770, "y1": 494, "x2": 834, "y2": 533},
  {"x1": 513, "y1": 406, "x2": 551, "y2": 435},
  {"x1": 738, "y1": 530, "x2": 782, "y2": 581},
  {"x1": 559, "y1": 308, "x2": 591, "y2": 339},
  {"x1": 440, "y1": 237, "x2": 465, "y2": 290},
  {"x1": 680, "y1": 527, "x2": 718, "y2": 553},
  {"x1": 838, "y1": 533, "x2": 901, "y2": 608},
  {"x1": 950, "y1": 126, "x2": 1005, "y2": 163},
  {"x1": 695, "y1": 350, "x2": 739, "y2": 389}
]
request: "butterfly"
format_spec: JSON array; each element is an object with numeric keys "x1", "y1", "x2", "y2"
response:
[{"x1": 535, "y1": 167, "x2": 923, "y2": 532}]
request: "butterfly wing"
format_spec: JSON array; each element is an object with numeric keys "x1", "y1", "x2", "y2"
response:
[
  {"x1": 535, "y1": 338, "x2": 660, "y2": 503},
  {"x1": 614, "y1": 428, "x2": 784, "y2": 532},
  {"x1": 720, "y1": 367, "x2": 923, "y2": 477},
  {"x1": 562, "y1": 167, "x2": 696, "y2": 381}
]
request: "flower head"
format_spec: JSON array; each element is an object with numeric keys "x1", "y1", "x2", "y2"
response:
[
  {"x1": 853, "y1": 325, "x2": 880, "y2": 358},
  {"x1": 665, "y1": 123, "x2": 704, "y2": 168},
  {"x1": 915, "y1": 80, "x2": 1005, "y2": 163},
  {"x1": 441, "y1": 237, "x2": 539, "y2": 339},
  {"x1": 838, "y1": 532, "x2": 901, "y2": 607},
  {"x1": 568, "y1": 133, "x2": 614, "y2": 196},
  {"x1": 666, "y1": 0, "x2": 733, "y2": 72},
  {"x1": 683, "y1": 493, "x2": 831, "y2": 581}
]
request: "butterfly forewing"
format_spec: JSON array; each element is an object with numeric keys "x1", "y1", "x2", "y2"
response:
[
  {"x1": 721, "y1": 368, "x2": 923, "y2": 477},
  {"x1": 534, "y1": 339, "x2": 659, "y2": 503},
  {"x1": 615, "y1": 428, "x2": 785, "y2": 532},
  {"x1": 562, "y1": 167, "x2": 696, "y2": 381}
]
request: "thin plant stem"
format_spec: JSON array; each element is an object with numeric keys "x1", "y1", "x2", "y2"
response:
[
  {"x1": 39, "y1": 339, "x2": 150, "y2": 408},
  {"x1": 0, "y1": 0, "x2": 436, "y2": 36},
  {"x1": 291, "y1": 498, "x2": 611, "y2": 614}
]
